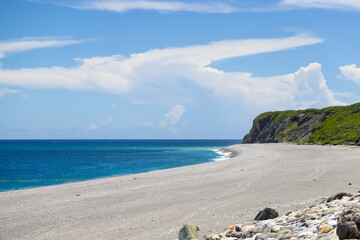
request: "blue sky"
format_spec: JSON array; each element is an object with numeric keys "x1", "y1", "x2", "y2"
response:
[{"x1": 1, "y1": 0, "x2": 360, "y2": 139}]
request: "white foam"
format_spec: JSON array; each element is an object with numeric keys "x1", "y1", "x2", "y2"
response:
[{"x1": 212, "y1": 148, "x2": 232, "y2": 161}]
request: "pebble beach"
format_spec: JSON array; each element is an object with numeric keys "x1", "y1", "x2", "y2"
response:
[
  {"x1": 1, "y1": 144, "x2": 360, "y2": 240},
  {"x1": 203, "y1": 192, "x2": 360, "y2": 240}
]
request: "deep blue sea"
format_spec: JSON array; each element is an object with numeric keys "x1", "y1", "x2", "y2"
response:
[{"x1": 0, "y1": 139, "x2": 241, "y2": 192}]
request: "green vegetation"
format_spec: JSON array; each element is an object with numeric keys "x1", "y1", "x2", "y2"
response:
[
  {"x1": 307, "y1": 103, "x2": 360, "y2": 145},
  {"x1": 246, "y1": 102, "x2": 360, "y2": 145}
]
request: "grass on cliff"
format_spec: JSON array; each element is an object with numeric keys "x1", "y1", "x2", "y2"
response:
[
  {"x1": 252, "y1": 102, "x2": 360, "y2": 145},
  {"x1": 307, "y1": 103, "x2": 360, "y2": 145}
]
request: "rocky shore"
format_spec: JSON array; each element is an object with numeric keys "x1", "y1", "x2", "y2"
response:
[{"x1": 180, "y1": 191, "x2": 360, "y2": 240}]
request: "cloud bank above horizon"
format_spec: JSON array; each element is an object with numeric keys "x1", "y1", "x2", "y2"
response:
[{"x1": 0, "y1": 34, "x2": 344, "y2": 111}]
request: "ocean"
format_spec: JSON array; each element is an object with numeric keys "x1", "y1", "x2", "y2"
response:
[{"x1": 0, "y1": 139, "x2": 241, "y2": 192}]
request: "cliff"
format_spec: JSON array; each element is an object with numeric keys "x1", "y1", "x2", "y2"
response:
[{"x1": 242, "y1": 102, "x2": 360, "y2": 145}]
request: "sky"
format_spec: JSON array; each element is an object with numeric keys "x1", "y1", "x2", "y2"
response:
[{"x1": 1, "y1": 0, "x2": 360, "y2": 139}]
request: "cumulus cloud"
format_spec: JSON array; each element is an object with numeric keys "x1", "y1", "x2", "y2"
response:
[
  {"x1": 0, "y1": 35, "x2": 321, "y2": 93},
  {"x1": 0, "y1": 37, "x2": 85, "y2": 59},
  {"x1": 75, "y1": 0, "x2": 238, "y2": 13},
  {"x1": 0, "y1": 34, "x2": 342, "y2": 111},
  {"x1": 160, "y1": 105, "x2": 185, "y2": 129},
  {"x1": 89, "y1": 116, "x2": 112, "y2": 130},
  {"x1": 280, "y1": 0, "x2": 360, "y2": 10},
  {"x1": 339, "y1": 64, "x2": 360, "y2": 86},
  {"x1": 0, "y1": 88, "x2": 26, "y2": 98}
]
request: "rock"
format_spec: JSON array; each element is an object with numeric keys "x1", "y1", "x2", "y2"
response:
[
  {"x1": 274, "y1": 229, "x2": 296, "y2": 239},
  {"x1": 315, "y1": 233, "x2": 339, "y2": 240},
  {"x1": 178, "y1": 223, "x2": 199, "y2": 240},
  {"x1": 255, "y1": 207, "x2": 279, "y2": 221},
  {"x1": 204, "y1": 234, "x2": 220, "y2": 240},
  {"x1": 336, "y1": 205, "x2": 360, "y2": 239},
  {"x1": 298, "y1": 231, "x2": 316, "y2": 239},
  {"x1": 242, "y1": 224, "x2": 261, "y2": 238},
  {"x1": 229, "y1": 231, "x2": 244, "y2": 238},
  {"x1": 235, "y1": 225, "x2": 242, "y2": 232},
  {"x1": 319, "y1": 224, "x2": 333, "y2": 234},
  {"x1": 327, "y1": 192, "x2": 350, "y2": 202}
]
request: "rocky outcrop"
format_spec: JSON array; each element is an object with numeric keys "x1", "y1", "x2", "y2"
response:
[
  {"x1": 242, "y1": 102, "x2": 360, "y2": 145},
  {"x1": 242, "y1": 111, "x2": 329, "y2": 144}
]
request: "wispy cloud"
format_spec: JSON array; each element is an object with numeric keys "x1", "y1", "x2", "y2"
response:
[
  {"x1": 89, "y1": 116, "x2": 112, "y2": 130},
  {"x1": 0, "y1": 34, "x2": 342, "y2": 111},
  {"x1": 0, "y1": 88, "x2": 26, "y2": 98},
  {"x1": 26, "y1": 0, "x2": 360, "y2": 13},
  {"x1": 280, "y1": 0, "x2": 360, "y2": 10},
  {"x1": 74, "y1": 0, "x2": 238, "y2": 13},
  {"x1": 160, "y1": 105, "x2": 185, "y2": 129},
  {"x1": 0, "y1": 37, "x2": 85, "y2": 59}
]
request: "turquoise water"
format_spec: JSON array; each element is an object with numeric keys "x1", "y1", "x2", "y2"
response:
[{"x1": 0, "y1": 139, "x2": 241, "y2": 192}]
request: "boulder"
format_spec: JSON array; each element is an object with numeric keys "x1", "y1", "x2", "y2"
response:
[
  {"x1": 178, "y1": 223, "x2": 199, "y2": 240},
  {"x1": 327, "y1": 192, "x2": 350, "y2": 202},
  {"x1": 255, "y1": 207, "x2": 279, "y2": 221},
  {"x1": 336, "y1": 205, "x2": 360, "y2": 239}
]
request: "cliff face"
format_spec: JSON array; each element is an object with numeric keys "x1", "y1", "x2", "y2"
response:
[{"x1": 242, "y1": 102, "x2": 360, "y2": 145}]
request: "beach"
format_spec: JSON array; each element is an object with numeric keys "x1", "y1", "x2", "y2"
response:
[{"x1": 1, "y1": 143, "x2": 360, "y2": 240}]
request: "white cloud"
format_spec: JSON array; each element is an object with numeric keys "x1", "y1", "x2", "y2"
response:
[
  {"x1": 0, "y1": 35, "x2": 322, "y2": 93},
  {"x1": 0, "y1": 37, "x2": 85, "y2": 59},
  {"x1": 0, "y1": 34, "x2": 342, "y2": 111},
  {"x1": 111, "y1": 103, "x2": 116, "y2": 109},
  {"x1": 339, "y1": 64, "x2": 360, "y2": 86},
  {"x1": 89, "y1": 116, "x2": 112, "y2": 130},
  {"x1": 26, "y1": 0, "x2": 360, "y2": 13},
  {"x1": 281, "y1": 0, "x2": 360, "y2": 10},
  {"x1": 160, "y1": 105, "x2": 185, "y2": 129},
  {"x1": 67, "y1": 0, "x2": 238, "y2": 13},
  {"x1": 0, "y1": 88, "x2": 26, "y2": 98}
]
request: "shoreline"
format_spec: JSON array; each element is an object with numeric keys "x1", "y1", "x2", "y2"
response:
[
  {"x1": 0, "y1": 145, "x2": 237, "y2": 193},
  {"x1": 1, "y1": 143, "x2": 360, "y2": 239}
]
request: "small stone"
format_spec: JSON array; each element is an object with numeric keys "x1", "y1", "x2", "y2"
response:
[
  {"x1": 348, "y1": 182, "x2": 352, "y2": 185},
  {"x1": 298, "y1": 231, "x2": 316, "y2": 239},
  {"x1": 274, "y1": 229, "x2": 296, "y2": 239},
  {"x1": 254, "y1": 207, "x2": 279, "y2": 221},
  {"x1": 315, "y1": 233, "x2": 339, "y2": 240},
  {"x1": 178, "y1": 223, "x2": 199, "y2": 240},
  {"x1": 319, "y1": 224, "x2": 333, "y2": 234},
  {"x1": 204, "y1": 234, "x2": 220, "y2": 240},
  {"x1": 235, "y1": 225, "x2": 242, "y2": 232},
  {"x1": 230, "y1": 231, "x2": 244, "y2": 238}
]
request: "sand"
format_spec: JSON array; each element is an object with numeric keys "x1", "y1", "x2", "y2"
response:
[{"x1": 1, "y1": 143, "x2": 360, "y2": 240}]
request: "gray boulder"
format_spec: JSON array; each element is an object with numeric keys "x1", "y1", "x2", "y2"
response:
[
  {"x1": 254, "y1": 207, "x2": 278, "y2": 221},
  {"x1": 179, "y1": 223, "x2": 199, "y2": 240},
  {"x1": 336, "y1": 205, "x2": 360, "y2": 239}
]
